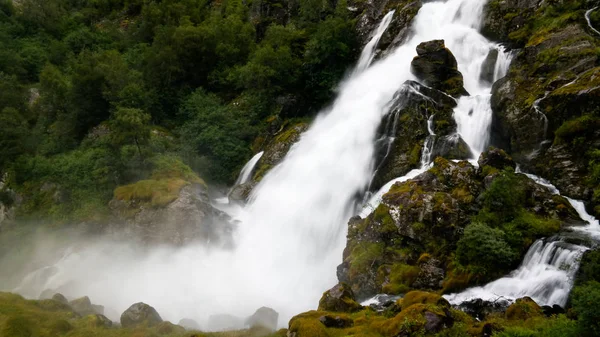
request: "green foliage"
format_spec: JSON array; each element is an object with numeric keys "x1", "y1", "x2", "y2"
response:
[
  {"x1": 555, "y1": 115, "x2": 600, "y2": 144},
  {"x1": 571, "y1": 281, "x2": 600, "y2": 337},
  {"x1": 178, "y1": 88, "x2": 257, "y2": 182},
  {"x1": 455, "y1": 222, "x2": 518, "y2": 274}
]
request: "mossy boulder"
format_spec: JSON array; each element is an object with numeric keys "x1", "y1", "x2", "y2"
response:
[
  {"x1": 480, "y1": 0, "x2": 539, "y2": 48},
  {"x1": 318, "y1": 283, "x2": 363, "y2": 313},
  {"x1": 400, "y1": 291, "x2": 450, "y2": 309},
  {"x1": 120, "y1": 302, "x2": 163, "y2": 328},
  {"x1": 505, "y1": 297, "x2": 543, "y2": 320},
  {"x1": 411, "y1": 40, "x2": 469, "y2": 98},
  {"x1": 477, "y1": 147, "x2": 516, "y2": 171}
]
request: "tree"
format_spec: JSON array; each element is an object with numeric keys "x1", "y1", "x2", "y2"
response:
[{"x1": 110, "y1": 107, "x2": 151, "y2": 159}]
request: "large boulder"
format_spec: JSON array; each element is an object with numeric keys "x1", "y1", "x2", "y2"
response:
[
  {"x1": 411, "y1": 40, "x2": 468, "y2": 97},
  {"x1": 318, "y1": 283, "x2": 363, "y2": 313},
  {"x1": 69, "y1": 296, "x2": 103, "y2": 316},
  {"x1": 505, "y1": 297, "x2": 543, "y2": 320},
  {"x1": 120, "y1": 302, "x2": 162, "y2": 328}
]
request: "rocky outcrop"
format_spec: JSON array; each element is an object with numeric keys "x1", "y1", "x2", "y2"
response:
[
  {"x1": 338, "y1": 151, "x2": 580, "y2": 299},
  {"x1": 109, "y1": 183, "x2": 234, "y2": 246},
  {"x1": 488, "y1": 2, "x2": 600, "y2": 215},
  {"x1": 411, "y1": 40, "x2": 468, "y2": 98},
  {"x1": 352, "y1": 0, "x2": 422, "y2": 57},
  {"x1": 120, "y1": 302, "x2": 162, "y2": 328},
  {"x1": 318, "y1": 283, "x2": 363, "y2": 313},
  {"x1": 481, "y1": 0, "x2": 541, "y2": 48},
  {"x1": 230, "y1": 121, "x2": 308, "y2": 202},
  {"x1": 370, "y1": 81, "x2": 471, "y2": 190}
]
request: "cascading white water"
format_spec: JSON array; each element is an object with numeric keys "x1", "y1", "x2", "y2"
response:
[
  {"x1": 452, "y1": 44, "x2": 512, "y2": 158},
  {"x1": 355, "y1": 11, "x2": 396, "y2": 73},
  {"x1": 234, "y1": 151, "x2": 264, "y2": 186},
  {"x1": 5, "y1": 0, "x2": 519, "y2": 328},
  {"x1": 586, "y1": 7, "x2": 600, "y2": 37},
  {"x1": 445, "y1": 172, "x2": 600, "y2": 307}
]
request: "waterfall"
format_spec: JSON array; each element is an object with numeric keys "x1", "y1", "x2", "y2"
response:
[
  {"x1": 445, "y1": 172, "x2": 600, "y2": 307},
  {"x1": 6, "y1": 0, "x2": 528, "y2": 328},
  {"x1": 234, "y1": 151, "x2": 263, "y2": 186},
  {"x1": 355, "y1": 10, "x2": 396, "y2": 73},
  {"x1": 586, "y1": 7, "x2": 600, "y2": 37}
]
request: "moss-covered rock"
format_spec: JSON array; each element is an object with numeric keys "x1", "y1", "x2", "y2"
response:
[
  {"x1": 109, "y1": 156, "x2": 233, "y2": 246},
  {"x1": 506, "y1": 297, "x2": 543, "y2": 320},
  {"x1": 488, "y1": 1, "x2": 600, "y2": 214},
  {"x1": 318, "y1": 283, "x2": 363, "y2": 313},
  {"x1": 339, "y1": 149, "x2": 580, "y2": 299}
]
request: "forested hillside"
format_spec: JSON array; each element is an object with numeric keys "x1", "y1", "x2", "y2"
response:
[{"x1": 0, "y1": 0, "x2": 357, "y2": 223}]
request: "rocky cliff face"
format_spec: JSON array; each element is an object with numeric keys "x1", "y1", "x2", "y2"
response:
[
  {"x1": 110, "y1": 181, "x2": 233, "y2": 246},
  {"x1": 486, "y1": 0, "x2": 600, "y2": 215}
]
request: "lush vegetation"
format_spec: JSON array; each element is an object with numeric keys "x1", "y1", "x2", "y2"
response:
[{"x1": 0, "y1": 0, "x2": 358, "y2": 222}]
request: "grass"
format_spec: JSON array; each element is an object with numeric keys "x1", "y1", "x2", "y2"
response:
[{"x1": 0, "y1": 292, "x2": 283, "y2": 337}]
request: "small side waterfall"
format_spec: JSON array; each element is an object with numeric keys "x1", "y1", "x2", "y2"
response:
[
  {"x1": 445, "y1": 172, "x2": 600, "y2": 307},
  {"x1": 234, "y1": 151, "x2": 264, "y2": 186},
  {"x1": 355, "y1": 11, "x2": 396, "y2": 73},
  {"x1": 586, "y1": 7, "x2": 600, "y2": 37}
]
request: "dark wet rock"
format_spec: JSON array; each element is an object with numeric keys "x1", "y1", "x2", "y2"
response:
[
  {"x1": 411, "y1": 40, "x2": 469, "y2": 97},
  {"x1": 480, "y1": 0, "x2": 540, "y2": 48},
  {"x1": 319, "y1": 315, "x2": 354, "y2": 328},
  {"x1": 541, "y1": 304, "x2": 565, "y2": 317},
  {"x1": 120, "y1": 302, "x2": 162, "y2": 328},
  {"x1": 480, "y1": 48, "x2": 499, "y2": 85},
  {"x1": 424, "y1": 310, "x2": 453, "y2": 333},
  {"x1": 366, "y1": 294, "x2": 401, "y2": 312},
  {"x1": 318, "y1": 283, "x2": 363, "y2": 313},
  {"x1": 245, "y1": 307, "x2": 278, "y2": 331},
  {"x1": 353, "y1": 0, "x2": 422, "y2": 57},
  {"x1": 109, "y1": 183, "x2": 234, "y2": 246},
  {"x1": 487, "y1": 2, "x2": 600, "y2": 213},
  {"x1": 432, "y1": 134, "x2": 472, "y2": 161},
  {"x1": 370, "y1": 80, "x2": 461, "y2": 190},
  {"x1": 456, "y1": 298, "x2": 510, "y2": 321},
  {"x1": 178, "y1": 318, "x2": 201, "y2": 330},
  {"x1": 477, "y1": 147, "x2": 516, "y2": 171}
]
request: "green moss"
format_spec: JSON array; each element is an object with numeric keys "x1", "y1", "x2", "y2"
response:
[
  {"x1": 348, "y1": 243, "x2": 384, "y2": 278},
  {"x1": 506, "y1": 297, "x2": 543, "y2": 320},
  {"x1": 114, "y1": 178, "x2": 189, "y2": 208},
  {"x1": 381, "y1": 263, "x2": 420, "y2": 294},
  {"x1": 554, "y1": 114, "x2": 600, "y2": 144},
  {"x1": 401, "y1": 291, "x2": 449, "y2": 309}
]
